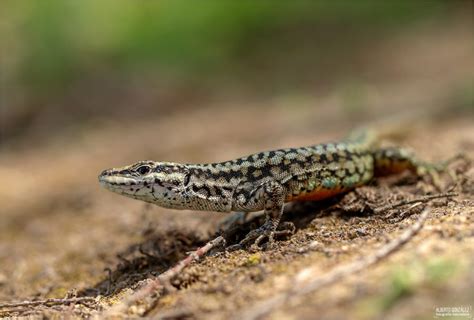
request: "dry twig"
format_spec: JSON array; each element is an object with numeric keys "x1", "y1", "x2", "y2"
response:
[
  {"x1": 373, "y1": 191, "x2": 456, "y2": 214},
  {"x1": 385, "y1": 202, "x2": 424, "y2": 220},
  {"x1": 101, "y1": 235, "x2": 225, "y2": 317},
  {"x1": 240, "y1": 208, "x2": 432, "y2": 320}
]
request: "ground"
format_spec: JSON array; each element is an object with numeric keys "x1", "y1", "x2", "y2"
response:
[
  {"x1": 0, "y1": 22, "x2": 473, "y2": 320},
  {"x1": 1, "y1": 110, "x2": 472, "y2": 319}
]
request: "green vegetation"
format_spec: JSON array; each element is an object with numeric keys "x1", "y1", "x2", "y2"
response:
[
  {"x1": 357, "y1": 257, "x2": 462, "y2": 317},
  {"x1": 1, "y1": 1, "x2": 467, "y2": 144},
  {"x1": 1, "y1": 1, "x2": 449, "y2": 91}
]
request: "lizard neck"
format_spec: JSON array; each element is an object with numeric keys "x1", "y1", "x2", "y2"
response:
[{"x1": 183, "y1": 164, "x2": 239, "y2": 212}]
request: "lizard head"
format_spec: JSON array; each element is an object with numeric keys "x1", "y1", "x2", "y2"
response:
[{"x1": 98, "y1": 160, "x2": 191, "y2": 208}]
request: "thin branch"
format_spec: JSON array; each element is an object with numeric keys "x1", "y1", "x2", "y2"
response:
[
  {"x1": 0, "y1": 297, "x2": 96, "y2": 310},
  {"x1": 384, "y1": 201, "x2": 423, "y2": 219},
  {"x1": 373, "y1": 192, "x2": 457, "y2": 214},
  {"x1": 240, "y1": 208, "x2": 431, "y2": 320},
  {"x1": 101, "y1": 235, "x2": 225, "y2": 317}
]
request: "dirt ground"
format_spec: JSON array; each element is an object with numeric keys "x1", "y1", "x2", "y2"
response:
[{"x1": 0, "y1": 22, "x2": 473, "y2": 320}]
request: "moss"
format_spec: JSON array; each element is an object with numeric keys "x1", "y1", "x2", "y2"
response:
[
  {"x1": 379, "y1": 266, "x2": 418, "y2": 310},
  {"x1": 245, "y1": 253, "x2": 262, "y2": 266},
  {"x1": 425, "y1": 258, "x2": 460, "y2": 286},
  {"x1": 356, "y1": 257, "x2": 464, "y2": 316}
]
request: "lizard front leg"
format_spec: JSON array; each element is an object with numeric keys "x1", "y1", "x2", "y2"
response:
[{"x1": 236, "y1": 180, "x2": 288, "y2": 250}]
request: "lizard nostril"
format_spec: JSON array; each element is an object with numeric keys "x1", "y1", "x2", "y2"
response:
[{"x1": 99, "y1": 169, "x2": 111, "y2": 178}]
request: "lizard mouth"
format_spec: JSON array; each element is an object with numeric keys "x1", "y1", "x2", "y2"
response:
[{"x1": 98, "y1": 174, "x2": 140, "y2": 188}]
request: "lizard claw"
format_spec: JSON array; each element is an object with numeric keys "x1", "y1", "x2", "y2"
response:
[
  {"x1": 235, "y1": 221, "x2": 296, "y2": 251},
  {"x1": 239, "y1": 226, "x2": 269, "y2": 248}
]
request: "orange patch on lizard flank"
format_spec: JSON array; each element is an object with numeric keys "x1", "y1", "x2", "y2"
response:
[{"x1": 286, "y1": 187, "x2": 350, "y2": 202}]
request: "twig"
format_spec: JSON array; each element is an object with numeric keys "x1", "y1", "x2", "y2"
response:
[
  {"x1": 101, "y1": 235, "x2": 225, "y2": 317},
  {"x1": 0, "y1": 297, "x2": 97, "y2": 310},
  {"x1": 373, "y1": 192, "x2": 457, "y2": 214},
  {"x1": 240, "y1": 208, "x2": 431, "y2": 320},
  {"x1": 384, "y1": 202, "x2": 423, "y2": 219}
]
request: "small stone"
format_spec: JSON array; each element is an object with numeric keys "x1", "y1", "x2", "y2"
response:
[
  {"x1": 356, "y1": 228, "x2": 368, "y2": 236},
  {"x1": 308, "y1": 240, "x2": 320, "y2": 250}
]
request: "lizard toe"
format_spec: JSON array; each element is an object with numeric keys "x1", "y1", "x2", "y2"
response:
[{"x1": 242, "y1": 222, "x2": 296, "y2": 251}]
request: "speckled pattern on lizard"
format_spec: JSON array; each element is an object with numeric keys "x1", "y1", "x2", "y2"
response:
[{"x1": 98, "y1": 129, "x2": 443, "y2": 249}]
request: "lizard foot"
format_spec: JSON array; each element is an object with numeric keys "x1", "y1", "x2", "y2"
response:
[
  {"x1": 228, "y1": 221, "x2": 295, "y2": 251},
  {"x1": 417, "y1": 153, "x2": 468, "y2": 191}
]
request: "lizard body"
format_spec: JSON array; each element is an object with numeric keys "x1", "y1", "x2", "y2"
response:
[{"x1": 99, "y1": 129, "x2": 438, "y2": 248}]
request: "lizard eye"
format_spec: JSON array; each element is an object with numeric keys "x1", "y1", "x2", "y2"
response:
[{"x1": 137, "y1": 165, "x2": 151, "y2": 175}]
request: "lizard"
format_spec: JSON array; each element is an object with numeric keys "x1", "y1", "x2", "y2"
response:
[{"x1": 98, "y1": 128, "x2": 445, "y2": 250}]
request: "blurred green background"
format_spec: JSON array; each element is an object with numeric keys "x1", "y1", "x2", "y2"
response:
[{"x1": 0, "y1": 1, "x2": 471, "y2": 145}]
